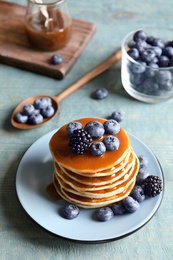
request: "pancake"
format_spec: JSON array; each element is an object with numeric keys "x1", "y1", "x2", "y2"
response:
[{"x1": 49, "y1": 117, "x2": 139, "y2": 208}]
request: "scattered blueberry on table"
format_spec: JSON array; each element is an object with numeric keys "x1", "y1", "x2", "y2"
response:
[
  {"x1": 110, "y1": 110, "x2": 125, "y2": 123},
  {"x1": 92, "y1": 87, "x2": 108, "y2": 100},
  {"x1": 14, "y1": 97, "x2": 55, "y2": 125}
]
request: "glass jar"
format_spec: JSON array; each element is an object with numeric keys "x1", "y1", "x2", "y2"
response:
[{"x1": 25, "y1": 0, "x2": 72, "y2": 51}]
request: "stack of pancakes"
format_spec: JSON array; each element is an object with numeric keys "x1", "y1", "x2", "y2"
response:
[{"x1": 49, "y1": 118, "x2": 139, "y2": 208}]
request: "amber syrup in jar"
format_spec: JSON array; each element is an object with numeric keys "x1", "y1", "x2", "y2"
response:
[{"x1": 25, "y1": 0, "x2": 72, "y2": 51}]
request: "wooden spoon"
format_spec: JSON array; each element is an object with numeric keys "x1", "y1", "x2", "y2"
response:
[{"x1": 11, "y1": 48, "x2": 122, "y2": 130}]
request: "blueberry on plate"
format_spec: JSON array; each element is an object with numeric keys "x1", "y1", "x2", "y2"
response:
[
  {"x1": 111, "y1": 202, "x2": 126, "y2": 215},
  {"x1": 103, "y1": 119, "x2": 120, "y2": 134},
  {"x1": 50, "y1": 54, "x2": 63, "y2": 65},
  {"x1": 27, "y1": 113, "x2": 43, "y2": 125},
  {"x1": 130, "y1": 185, "x2": 145, "y2": 203},
  {"x1": 66, "y1": 121, "x2": 82, "y2": 136},
  {"x1": 41, "y1": 105, "x2": 55, "y2": 118},
  {"x1": 33, "y1": 97, "x2": 52, "y2": 110},
  {"x1": 103, "y1": 135, "x2": 120, "y2": 151},
  {"x1": 96, "y1": 206, "x2": 114, "y2": 221},
  {"x1": 90, "y1": 141, "x2": 106, "y2": 156},
  {"x1": 62, "y1": 204, "x2": 80, "y2": 219},
  {"x1": 84, "y1": 120, "x2": 105, "y2": 139},
  {"x1": 92, "y1": 87, "x2": 108, "y2": 100},
  {"x1": 22, "y1": 104, "x2": 35, "y2": 116},
  {"x1": 111, "y1": 110, "x2": 125, "y2": 123},
  {"x1": 14, "y1": 112, "x2": 28, "y2": 124},
  {"x1": 138, "y1": 155, "x2": 148, "y2": 168},
  {"x1": 136, "y1": 168, "x2": 149, "y2": 185},
  {"x1": 123, "y1": 196, "x2": 140, "y2": 213}
]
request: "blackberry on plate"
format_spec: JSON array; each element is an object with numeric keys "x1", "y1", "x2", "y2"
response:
[
  {"x1": 143, "y1": 175, "x2": 162, "y2": 197},
  {"x1": 69, "y1": 129, "x2": 92, "y2": 155}
]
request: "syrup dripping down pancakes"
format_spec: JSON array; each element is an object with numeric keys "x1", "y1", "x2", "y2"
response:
[{"x1": 49, "y1": 118, "x2": 139, "y2": 208}]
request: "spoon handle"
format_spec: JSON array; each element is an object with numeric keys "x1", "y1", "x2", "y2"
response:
[{"x1": 55, "y1": 48, "x2": 122, "y2": 103}]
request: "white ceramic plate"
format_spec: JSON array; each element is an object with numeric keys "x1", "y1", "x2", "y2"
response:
[{"x1": 16, "y1": 130, "x2": 164, "y2": 243}]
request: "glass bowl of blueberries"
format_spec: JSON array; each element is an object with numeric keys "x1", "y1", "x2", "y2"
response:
[{"x1": 121, "y1": 27, "x2": 173, "y2": 103}]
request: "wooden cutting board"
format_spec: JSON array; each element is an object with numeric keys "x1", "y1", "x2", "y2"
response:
[{"x1": 0, "y1": 1, "x2": 97, "y2": 79}]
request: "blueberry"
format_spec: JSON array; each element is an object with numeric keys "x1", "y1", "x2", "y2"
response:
[
  {"x1": 162, "y1": 46, "x2": 173, "y2": 58},
  {"x1": 41, "y1": 105, "x2": 55, "y2": 118},
  {"x1": 103, "y1": 135, "x2": 120, "y2": 151},
  {"x1": 22, "y1": 104, "x2": 35, "y2": 116},
  {"x1": 133, "y1": 30, "x2": 147, "y2": 42},
  {"x1": 27, "y1": 113, "x2": 43, "y2": 125},
  {"x1": 146, "y1": 35, "x2": 155, "y2": 45},
  {"x1": 50, "y1": 54, "x2": 63, "y2": 65},
  {"x1": 127, "y1": 48, "x2": 139, "y2": 60},
  {"x1": 135, "y1": 39, "x2": 148, "y2": 53},
  {"x1": 150, "y1": 46, "x2": 162, "y2": 57},
  {"x1": 128, "y1": 40, "x2": 136, "y2": 48},
  {"x1": 111, "y1": 202, "x2": 126, "y2": 215},
  {"x1": 33, "y1": 97, "x2": 52, "y2": 110},
  {"x1": 62, "y1": 204, "x2": 80, "y2": 219},
  {"x1": 130, "y1": 185, "x2": 145, "y2": 203},
  {"x1": 138, "y1": 155, "x2": 148, "y2": 168},
  {"x1": 103, "y1": 119, "x2": 120, "y2": 134},
  {"x1": 136, "y1": 169, "x2": 149, "y2": 185},
  {"x1": 66, "y1": 121, "x2": 82, "y2": 136},
  {"x1": 92, "y1": 87, "x2": 108, "y2": 100},
  {"x1": 123, "y1": 196, "x2": 140, "y2": 213},
  {"x1": 169, "y1": 57, "x2": 173, "y2": 67},
  {"x1": 158, "y1": 55, "x2": 170, "y2": 67},
  {"x1": 111, "y1": 110, "x2": 125, "y2": 123},
  {"x1": 96, "y1": 206, "x2": 114, "y2": 221},
  {"x1": 90, "y1": 142, "x2": 106, "y2": 156},
  {"x1": 130, "y1": 72, "x2": 144, "y2": 86},
  {"x1": 14, "y1": 112, "x2": 28, "y2": 123},
  {"x1": 156, "y1": 70, "x2": 172, "y2": 85},
  {"x1": 141, "y1": 48, "x2": 156, "y2": 64},
  {"x1": 84, "y1": 121, "x2": 105, "y2": 139},
  {"x1": 152, "y1": 38, "x2": 165, "y2": 49},
  {"x1": 159, "y1": 80, "x2": 173, "y2": 91},
  {"x1": 129, "y1": 62, "x2": 146, "y2": 74},
  {"x1": 145, "y1": 63, "x2": 158, "y2": 78},
  {"x1": 141, "y1": 78, "x2": 159, "y2": 95}
]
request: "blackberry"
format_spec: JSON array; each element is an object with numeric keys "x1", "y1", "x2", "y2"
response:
[
  {"x1": 69, "y1": 129, "x2": 92, "y2": 155},
  {"x1": 143, "y1": 175, "x2": 162, "y2": 197}
]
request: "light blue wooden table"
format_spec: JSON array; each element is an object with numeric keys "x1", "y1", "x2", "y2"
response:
[{"x1": 1, "y1": 0, "x2": 173, "y2": 259}]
